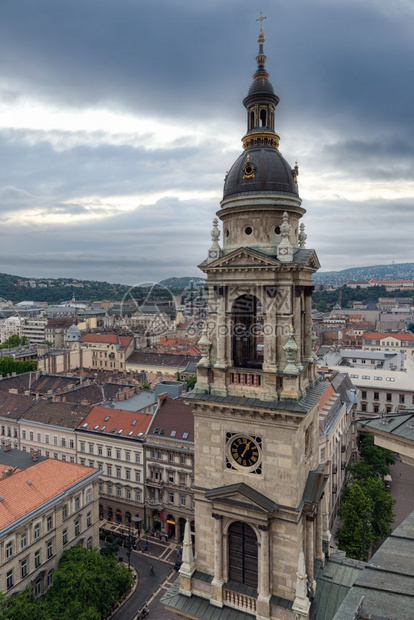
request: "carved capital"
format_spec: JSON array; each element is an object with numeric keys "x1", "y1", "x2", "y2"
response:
[{"x1": 211, "y1": 513, "x2": 222, "y2": 520}]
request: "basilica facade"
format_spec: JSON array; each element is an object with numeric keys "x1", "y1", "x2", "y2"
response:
[{"x1": 163, "y1": 23, "x2": 330, "y2": 620}]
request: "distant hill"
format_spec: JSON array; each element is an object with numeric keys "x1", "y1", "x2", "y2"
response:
[
  {"x1": 159, "y1": 276, "x2": 205, "y2": 293},
  {"x1": 313, "y1": 263, "x2": 414, "y2": 286},
  {"x1": 0, "y1": 272, "x2": 206, "y2": 304}
]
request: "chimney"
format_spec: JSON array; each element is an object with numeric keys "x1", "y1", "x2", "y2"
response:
[
  {"x1": 157, "y1": 392, "x2": 168, "y2": 408},
  {"x1": 32, "y1": 450, "x2": 39, "y2": 462},
  {"x1": 1, "y1": 467, "x2": 15, "y2": 479},
  {"x1": 9, "y1": 388, "x2": 19, "y2": 394},
  {"x1": 52, "y1": 396, "x2": 61, "y2": 402},
  {"x1": 80, "y1": 399, "x2": 89, "y2": 406},
  {"x1": 3, "y1": 444, "x2": 12, "y2": 452}
]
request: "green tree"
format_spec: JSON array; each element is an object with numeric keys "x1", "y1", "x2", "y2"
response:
[
  {"x1": 337, "y1": 483, "x2": 375, "y2": 560},
  {"x1": 0, "y1": 358, "x2": 37, "y2": 377},
  {"x1": 0, "y1": 588, "x2": 53, "y2": 620},
  {"x1": 359, "y1": 435, "x2": 395, "y2": 476},
  {"x1": 0, "y1": 334, "x2": 29, "y2": 349},
  {"x1": 363, "y1": 477, "x2": 396, "y2": 540},
  {"x1": 46, "y1": 546, "x2": 133, "y2": 620},
  {"x1": 349, "y1": 459, "x2": 376, "y2": 482}
]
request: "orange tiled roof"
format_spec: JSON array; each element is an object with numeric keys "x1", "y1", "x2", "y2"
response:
[
  {"x1": 363, "y1": 332, "x2": 414, "y2": 342},
  {"x1": 80, "y1": 333, "x2": 133, "y2": 351},
  {"x1": 78, "y1": 405, "x2": 151, "y2": 438},
  {"x1": 319, "y1": 384, "x2": 336, "y2": 410},
  {"x1": 0, "y1": 460, "x2": 95, "y2": 530}
]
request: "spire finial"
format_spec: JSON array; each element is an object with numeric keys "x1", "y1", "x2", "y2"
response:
[{"x1": 256, "y1": 12, "x2": 267, "y2": 31}]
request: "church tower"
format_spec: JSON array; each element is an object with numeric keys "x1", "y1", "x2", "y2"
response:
[{"x1": 164, "y1": 19, "x2": 329, "y2": 620}]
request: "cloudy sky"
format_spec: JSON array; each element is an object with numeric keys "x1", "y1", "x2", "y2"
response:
[{"x1": 0, "y1": 0, "x2": 413, "y2": 285}]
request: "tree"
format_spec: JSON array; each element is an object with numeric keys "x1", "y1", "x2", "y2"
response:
[
  {"x1": 0, "y1": 358, "x2": 37, "y2": 377},
  {"x1": 359, "y1": 435, "x2": 395, "y2": 477},
  {"x1": 363, "y1": 477, "x2": 395, "y2": 540},
  {"x1": 0, "y1": 588, "x2": 53, "y2": 620},
  {"x1": 337, "y1": 483, "x2": 376, "y2": 560},
  {"x1": 0, "y1": 334, "x2": 28, "y2": 349},
  {"x1": 46, "y1": 546, "x2": 133, "y2": 620},
  {"x1": 349, "y1": 459, "x2": 376, "y2": 482}
]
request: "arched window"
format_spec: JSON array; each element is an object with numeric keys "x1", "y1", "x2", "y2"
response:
[
  {"x1": 260, "y1": 109, "x2": 267, "y2": 127},
  {"x1": 228, "y1": 522, "x2": 258, "y2": 587},
  {"x1": 232, "y1": 295, "x2": 263, "y2": 369},
  {"x1": 250, "y1": 110, "x2": 255, "y2": 129}
]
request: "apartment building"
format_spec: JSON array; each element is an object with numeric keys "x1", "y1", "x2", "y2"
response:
[
  {"x1": 80, "y1": 333, "x2": 134, "y2": 371},
  {"x1": 318, "y1": 373, "x2": 358, "y2": 527},
  {"x1": 76, "y1": 406, "x2": 151, "y2": 526},
  {"x1": 0, "y1": 393, "x2": 36, "y2": 450},
  {"x1": 0, "y1": 316, "x2": 22, "y2": 344},
  {"x1": 21, "y1": 318, "x2": 47, "y2": 345},
  {"x1": 363, "y1": 331, "x2": 414, "y2": 356},
  {"x1": 19, "y1": 401, "x2": 91, "y2": 462},
  {"x1": 0, "y1": 454, "x2": 99, "y2": 596},
  {"x1": 145, "y1": 397, "x2": 194, "y2": 541}
]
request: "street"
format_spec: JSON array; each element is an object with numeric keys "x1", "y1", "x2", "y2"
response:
[{"x1": 109, "y1": 538, "x2": 179, "y2": 620}]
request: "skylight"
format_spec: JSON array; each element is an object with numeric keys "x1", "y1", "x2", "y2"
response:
[
  {"x1": 182, "y1": 432, "x2": 189, "y2": 439},
  {"x1": 104, "y1": 416, "x2": 110, "y2": 422},
  {"x1": 171, "y1": 430, "x2": 177, "y2": 437}
]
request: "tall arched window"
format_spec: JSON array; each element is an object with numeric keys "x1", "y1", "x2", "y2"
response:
[
  {"x1": 228, "y1": 522, "x2": 258, "y2": 587},
  {"x1": 250, "y1": 110, "x2": 255, "y2": 129},
  {"x1": 260, "y1": 109, "x2": 267, "y2": 127},
  {"x1": 232, "y1": 295, "x2": 263, "y2": 369}
]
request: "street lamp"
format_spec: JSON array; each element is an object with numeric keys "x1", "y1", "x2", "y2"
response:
[{"x1": 127, "y1": 515, "x2": 140, "y2": 570}]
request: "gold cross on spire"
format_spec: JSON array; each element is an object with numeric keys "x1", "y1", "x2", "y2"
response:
[{"x1": 256, "y1": 12, "x2": 267, "y2": 29}]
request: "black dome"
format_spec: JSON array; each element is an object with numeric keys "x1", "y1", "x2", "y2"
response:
[
  {"x1": 223, "y1": 148, "x2": 298, "y2": 200},
  {"x1": 248, "y1": 77, "x2": 275, "y2": 97}
]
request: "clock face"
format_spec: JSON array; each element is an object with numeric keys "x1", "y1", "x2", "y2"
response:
[{"x1": 230, "y1": 436, "x2": 260, "y2": 468}]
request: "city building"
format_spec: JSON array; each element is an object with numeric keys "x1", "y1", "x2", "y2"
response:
[
  {"x1": 76, "y1": 405, "x2": 151, "y2": 526},
  {"x1": 21, "y1": 318, "x2": 47, "y2": 344},
  {"x1": 163, "y1": 24, "x2": 328, "y2": 620},
  {"x1": 0, "y1": 393, "x2": 37, "y2": 450},
  {"x1": 19, "y1": 401, "x2": 91, "y2": 462},
  {"x1": 0, "y1": 316, "x2": 22, "y2": 344},
  {"x1": 79, "y1": 333, "x2": 134, "y2": 371},
  {"x1": 318, "y1": 373, "x2": 358, "y2": 527},
  {"x1": 44, "y1": 318, "x2": 74, "y2": 348},
  {"x1": 0, "y1": 454, "x2": 99, "y2": 596},
  {"x1": 145, "y1": 396, "x2": 194, "y2": 539},
  {"x1": 362, "y1": 331, "x2": 414, "y2": 356}
]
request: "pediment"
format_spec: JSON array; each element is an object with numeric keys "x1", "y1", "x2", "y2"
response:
[
  {"x1": 202, "y1": 247, "x2": 279, "y2": 271},
  {"x1": 205, "y1": 482, "x2": 278, "y2": 514}
]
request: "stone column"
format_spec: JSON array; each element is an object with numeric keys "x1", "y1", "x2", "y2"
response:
[
  {"x1": 315, "y1": 504, "x2": 325, "y2": 567},
  {"x1": 292, "y1": 550, "x2": 311, "y2": 619},
  {"x1": 322, "y1": 493, "x2": 332, "y2": 558},
  {"x1": 263, "y1": 288, "x2": 277, "y2": 373},
  {"x1": 304, "y1": 290, "x2": 313, "y2": 360},
  {"x1": 214, "y1": 292, "x2": 227, "y2": 369},
  {"x1": 305, "y1": 516, "x2": 316, "y2": 596},
  {"x1": 211, "y1": 513, "x2": 224, "y2": 607},
  {"x1": 256, "y1": 524, "x2": 271, "y2": 620}
]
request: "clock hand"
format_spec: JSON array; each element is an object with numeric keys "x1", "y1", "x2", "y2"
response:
[{"x1": 241, "y1": 442, "x2": 251, "y2": 458}]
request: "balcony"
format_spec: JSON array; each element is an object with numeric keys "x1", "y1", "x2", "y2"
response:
[
  {"x1": 230, "y1": 371, "x2": 261, "y2": 387},
  {"x1": 223, "y1": 588, "x2": 256, "y2": 614},
  {"x1": 146, "y1": 478, "x2": 163, "y2": 489},
  {"x1": 146, "y1": 498, "x2": 163, "y2": 509}
]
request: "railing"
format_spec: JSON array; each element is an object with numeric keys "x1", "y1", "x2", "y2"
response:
[
  {"x1": 224, "y1": 589, "x2": 256, "y2": 613},
  {"x1": 230, "y1": 372, "x2": 261, "y2": 387}
]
